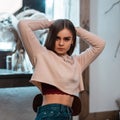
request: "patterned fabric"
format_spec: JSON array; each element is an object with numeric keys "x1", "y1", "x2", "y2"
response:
[{"x1": 35, "y1": 104, "x2": 72, "y2": 120}]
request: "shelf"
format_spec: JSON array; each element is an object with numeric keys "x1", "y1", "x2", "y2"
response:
[{"x1": 0, "y1": 69, "x2": 33, "y2": 88}]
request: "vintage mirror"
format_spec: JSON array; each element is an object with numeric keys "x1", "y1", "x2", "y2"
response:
[
  {"x1": 0, "y1": 0, "x2": 79, "y2": 77},
  {"x1": 0, "y1": 1, "x2": 80, "y2": 120}
]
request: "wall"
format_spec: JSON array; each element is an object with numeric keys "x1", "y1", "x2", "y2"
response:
[{"x1": 90, "y1": 0, "x2": 120, "y2": 112}]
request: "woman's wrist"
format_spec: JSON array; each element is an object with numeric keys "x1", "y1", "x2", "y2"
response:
[{"x1": 75, "y1": 27, "x2": 81, "y2": 36}]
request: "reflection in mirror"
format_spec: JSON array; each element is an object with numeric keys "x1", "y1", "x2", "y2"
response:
[
  {"x1": 0, "y1": 1, "x2": 80, "y2": 120},
  {"x1": 0, "y1": 0, "x2": 79, "y2": 74}
]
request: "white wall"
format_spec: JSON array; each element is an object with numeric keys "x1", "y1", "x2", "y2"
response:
[{"x1": 90, "y1": 0, "x2": 120, "y2": 112}]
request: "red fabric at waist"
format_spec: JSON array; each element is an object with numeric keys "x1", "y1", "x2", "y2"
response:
[{"x1": 42, "y1": 83, "x2": 69, "y2": 95}]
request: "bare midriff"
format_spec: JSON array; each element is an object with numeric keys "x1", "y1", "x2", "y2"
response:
[
  {"x1": 41, "y1": 83, "x2": 74, "y2": 107},
  {"x1": 43, "y1": 94, "x2": 74, "y2": 107}
]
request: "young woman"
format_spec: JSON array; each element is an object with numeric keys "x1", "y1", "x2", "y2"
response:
[{"x1": 18, "y1": 19, "x2": 105, "y2": 120}]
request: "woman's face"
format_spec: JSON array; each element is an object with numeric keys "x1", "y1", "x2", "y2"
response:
[{"x1": 54, "y1": 28, "x2": 73, "y2": 55}]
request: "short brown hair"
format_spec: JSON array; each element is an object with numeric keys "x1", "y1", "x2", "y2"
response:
[{"x1": 44, "y1": 19, "x2": 76, "y2": 55}]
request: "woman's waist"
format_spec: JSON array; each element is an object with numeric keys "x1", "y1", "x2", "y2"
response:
[{"x1": 43, "y1": 94, "x2": 74, "y2": 107}]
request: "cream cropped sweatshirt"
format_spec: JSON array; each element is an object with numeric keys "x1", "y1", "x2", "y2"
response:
[{"x1": 18, "y1": 19, "x2": 105, "y2": 96}]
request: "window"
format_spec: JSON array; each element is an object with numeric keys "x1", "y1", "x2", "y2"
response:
[{"x1": 0, "y1": 0, "x2": 22, "y2": 13}]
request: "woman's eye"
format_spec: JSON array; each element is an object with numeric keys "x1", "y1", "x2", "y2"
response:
[
  {"x1": 56, "y1": 36, "x2": 60, "y2": 40},
  {"x1": 64, "y1": 37, "x2": 71, "y2": 41}
]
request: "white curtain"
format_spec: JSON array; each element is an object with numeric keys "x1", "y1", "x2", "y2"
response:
[{"x1": 46, "y1": 0, "x2": 80, "y2": 26}]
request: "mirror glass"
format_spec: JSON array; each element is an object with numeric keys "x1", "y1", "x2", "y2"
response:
[
  {"x1": 0, "y1": 1, "x2": 80, "y2": 120},
  {"x1": 0, "y1": 0, "x2": 80, "y2": 74}
]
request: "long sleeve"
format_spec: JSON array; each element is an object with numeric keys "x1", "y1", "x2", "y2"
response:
[
  {"x1": 18, "y1": 19, "x2": 53, "y2": 67},
  {"x1": 75, "y1": 27, "x2": 106, "y2": 72}
]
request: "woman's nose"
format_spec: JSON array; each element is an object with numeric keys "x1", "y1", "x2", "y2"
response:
[{"x1": 59, "y1": 39, "x2": 64, "y2": 45}]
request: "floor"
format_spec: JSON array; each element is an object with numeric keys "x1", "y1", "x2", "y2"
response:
[
  {"x1": 0, "y1": 86, "x2": 40, "y2": 120},
  {"x1": 0, "y1": 86, "x2": 78, "y2": 120}
]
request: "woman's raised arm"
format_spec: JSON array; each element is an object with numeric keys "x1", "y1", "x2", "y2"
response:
[
  {"x1": 75, "y1": 27, "x2": 106, "y2": 72},
  {"x1": 18, "y1": 19, "x2": 53, "y2": 66}
]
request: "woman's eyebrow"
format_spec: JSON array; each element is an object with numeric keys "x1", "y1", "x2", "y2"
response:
[
  {"x1": 56, "y1": 36, "x2": 72, "y2": 39},
  {"x1": 56, "y1": 36, "x2": 60, "y2": 39},
  {"x1": 64, "y1": 36, "x2": 72, "y2": 39}
]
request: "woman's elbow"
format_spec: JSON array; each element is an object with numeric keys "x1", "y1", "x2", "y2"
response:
[
  {"x1": 18, "y1": 19, "x2": 28, "y2": 29},
  {"x1": 101, "y1": 39, "x2": 106, "y2": 50}
]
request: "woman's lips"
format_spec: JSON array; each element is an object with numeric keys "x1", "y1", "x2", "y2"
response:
[{"x1": 57, "y1": 48, "x2": 65, "y2": 51}]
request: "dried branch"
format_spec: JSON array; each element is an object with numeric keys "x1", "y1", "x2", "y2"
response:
[
  {"x1": 114, "y1": 40, "x2": 120, "y2": 58},
  {"x1": 105, "y1": 0, "x2": 120, "y2": 14}
]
